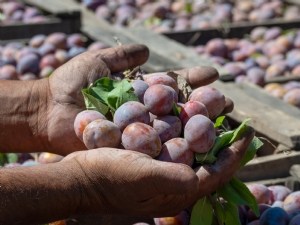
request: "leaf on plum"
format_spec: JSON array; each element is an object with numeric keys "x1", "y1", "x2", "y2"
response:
[
  {"x1": 214, "y1": 116, "x2": 226, "y2": 128},
  {"x1": 223, "y1": 202, "x2": 241, "y2": 225},
  {"x1": 82, "y1": 77, "x2": 138, "y2": 115},
  {"x1": 190, "y1": 197, "x2": 213, "y2": 225},
  {"x1": 218, "y1": 177, "x2": 259, "y2": 217}
]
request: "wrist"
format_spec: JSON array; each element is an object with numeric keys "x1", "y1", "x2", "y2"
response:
[
  {"x1": 27, "y1": 78, "x2": 51, "y2": 151},
  {"x1": 0, "y1": 78, "x2": 50, "y2": 153},
  {"x1": 0, "y1": 160, "x2": 82, "y2": 224}
]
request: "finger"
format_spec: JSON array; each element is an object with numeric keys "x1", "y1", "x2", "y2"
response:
[
  {"x1": 195, "y1": 126, "x2": 255, "y2": 198},
  {"x1": 221, "y1": 97, "x2": 234, "y2": 115},
  {"x1": 174, "y1": 66, "x2": 219, "y2": 89},
  {"x1": 92, "y1": 44, "x2": 149, "y2": 73}
]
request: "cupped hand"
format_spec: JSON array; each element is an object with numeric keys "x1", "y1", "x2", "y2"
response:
[
  {"x1": 63, "y1": 126, "x2": 254, "y2": 217},
  {"x1": 37, "y1": 44, "x2": 232, "y2": 156},
  {"x1": 39, "y1": 44, "x2": 149, "y2": 155}
]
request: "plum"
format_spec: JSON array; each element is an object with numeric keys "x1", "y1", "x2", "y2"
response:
[
  {"x1": 122, "y1": 122, "x2": 161, "y2": 158},
  {"x1": 205, "y1": 38, "x2": 228, "y2": 58},
  {"x1": 289, "y1": 214, "x2": 300, "y2": 225},
  {"x1": 179, "y1": 100, "x2": 208, "y2": 126},
  {"x1": 144, "y1": 84, "x2": 175, "y2": 116},
  {"x1": 157, "y1": 138, "x2": 194, "y2": 166},
  {"x1": 259, "y1": 207, "x2": 289, "y2": 225},
  {"x1": 40, "y1": 54, "x2": 60, "y2": 69},
  {"x1": 143, "y1": 73, "x2": 179, "y2": 93},
  {"x1": 284, "y1": 191, "x2": 300, "y2": 214},
  {"x1": 268, "y1": 185, "x2": 292, "y2": 202},
  {"x1": 38, "y1": 153, "x2": 64, "y2": 164},
  {"x1": 189, "y1": 86, "x2": 225, "y2": 119},
  {"x1": 113, "y1": 101, "x2": 150, "y2": 131},
  {"x1": 247, "y1": 183, "x2": 272, "y2": 204},
  {"x1": 283, "y1": 89, "x2": 300, "y2": 108},
  {"x1": 45, "y1": 33, "x2": 67, "y2": 49},
  {"x1": 74, "y1": 110, "x2": 106, "y2": 141},
  {"x1": 184, "y1": 114, "x2": 215, "y2": 153},
  {"x1": 17, "y1": 53, "x2": 40, "y2": 75},
  {"x1": 153, "y1": 115, "x2": 182, "y2": 143},
  {"x1": 0, "y1": 65, "x2": 18, "y2": 80},
  {"x1": 131, "y1": 79, "x2": 149, "y2": 103},
  {"x1": 83, "y1": 119, "x2": 121, "y2": 149}
]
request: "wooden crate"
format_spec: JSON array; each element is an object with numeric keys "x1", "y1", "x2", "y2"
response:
[
  {"x1": 25, "y1": 0, "x2": 225, "y2": 75},
  {"x1": 162, "y1": 18, "x2": 300, "y2": 46},
  {"x1": 212, "y1": 81, "x2": 300, "y2": 149},
  {"x1": 0, "y1": 6, "x2": 80, "y2": 40},
  {"x1": 238, "y1": 151, "x2": 300, "y2": 182}
]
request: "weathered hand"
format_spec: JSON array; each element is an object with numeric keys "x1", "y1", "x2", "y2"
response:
[
  {"x1": 62, "y1": 126, "x2": 254, "y2": 218},
  {"x1": 38, "y1": 44, "x2": 149, "y2": 155},
  {"x1": 35, "y1": 44, "x2": 233, "y2": 156}
]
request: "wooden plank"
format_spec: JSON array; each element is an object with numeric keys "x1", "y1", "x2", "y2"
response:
[
  {"x1": 236, "y1": 82, "x2": 300, "y2": 120},
  {"x1": 265, "y1": 75, "x2": 300, "y2": 84},
  {"x1": 212, "y1": 81, "x2": 300, "y2": 149},
  {"x1": 246, "y1": 177, "x2": 300, "y2": 191},
  {"x1": 25, "y1": 0, "x2": 80, "y2": 14},
  {"x1": 162, "y1": 18, "x2": 300, "y2": 46},
  {"x1": 237, "y1": 151, "x2": 300, "y2": 182}
]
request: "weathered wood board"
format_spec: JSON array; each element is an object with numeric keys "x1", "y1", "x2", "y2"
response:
[
  {"x1": 237, "y1": 151, "x2": 300, "y2": 182},
  {"x1": 246, "y1": 176, "x2": 300, "y2": 191},
  {"x1": 0, "y1": 13, "x2": 80, "y2": 40}
]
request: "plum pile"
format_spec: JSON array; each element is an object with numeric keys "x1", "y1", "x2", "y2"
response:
[
  {"x1": 81, "y1": 0, "x2": 300, "y2": 33},
  {"x1": 74, "y1": 73, "x2": 226, "y2": 165},
  {"x1": 133, "y1": 184, "x2": 300, "y2": 225},
  {"x1": 0, "y1": 0, "x2": 49, "y2": 25},
  {"x1": 194, "y1": 27, "x2": 300, "y2": 109},
  {"x1": 238, "y1": 183, "x2": 300, "y2": 225},
  {"x1": 0, "y1": 32, "x2": 109, "y2": 80}
]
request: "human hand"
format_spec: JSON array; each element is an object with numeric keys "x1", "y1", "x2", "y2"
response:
[
  {"x1": 36, "y1": 44, "x2": 149, "y2": 155},
  {"x1": 35, "y1": 44, "x2": 233, "y2": 156},
  {"x1": 62, "y1": 126, "x2": 254, "y2": 217}
]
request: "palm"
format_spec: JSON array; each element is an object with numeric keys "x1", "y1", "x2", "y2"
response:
[{"x1": 44, "y1": 45, "x2": 149, "y2": 155}]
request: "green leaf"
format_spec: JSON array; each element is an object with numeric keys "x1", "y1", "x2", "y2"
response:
[
  {"x1": 190, "y1": 197, "x2": 213, "y2": 225},
  {"x1": 172, "y1": 103, "x2": 181, "y2": 116},
  {"x1": 7, "y1": 153, "x2": 18, "y2": 164},
  {"x1": 214, "y1": 116, "x2": 226, "y2": 128},
  {"x1": 0, "y1": 153, "x2": 7, "y2": 166},
  {"x1": 214, "y1": 200, "x2": 225, "y2": 225},
  {"x1": 223, "y1": 202, "x2": 241, "y2": 225},
  {"x1": 82, "y1": 78, "x2": 138, "y2": 115},
  {"x1": 82, "y1": 88, "x2": 109, "y2": 115},
  {"x1": 195, "y1": 119, "x2": 251, "y2": 164},
  {"x1": 229, "y1": 118, "x2": 251, "y2": 143},
  {"x1": 250, "y1": 53, "x2": 263, "y2": 59},
  {"x1": 184, "y1": 1, "x2": 193, "y2": 14},
  {"x1": 218, "y1": 177, "x2": 259, "y2": 217},
  {"x1": 241, "y1": 137, "x2": 263, "y2": 166},
  {"x1": 195, "y1": 130, "x2": 234, "y2": 164},
  {"x1": 106, "y1": 79, "x2": 138, "y2": 112}
]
